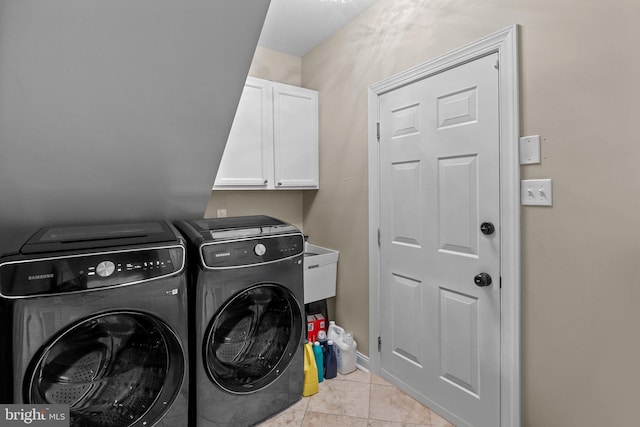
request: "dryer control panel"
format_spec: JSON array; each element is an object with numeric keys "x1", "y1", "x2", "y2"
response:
[
  {"x1": 201, "y1": 233, "x2": 303, "y2": 269},
  {"x1": 0, "y1": 246, "x2": 184, "y2": 297}
]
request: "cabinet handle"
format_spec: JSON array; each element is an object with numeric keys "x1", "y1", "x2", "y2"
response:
[
  {"x1": 277, "y1": 182, "x2": 282, "y2": 186},
  {"x1": 264, "y1": 179, "x2": 268, "y2": 184}
]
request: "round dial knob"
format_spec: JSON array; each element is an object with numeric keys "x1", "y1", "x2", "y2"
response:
[
  {"x1": 96, "y1": 260, "x2": 116, "y2": 278},
  {"x1": 254, "y1": 243, "x2": 267, "y2": 256}
]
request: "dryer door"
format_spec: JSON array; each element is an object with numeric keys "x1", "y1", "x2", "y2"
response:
[
  {"x1": 24, "y1": 311, "x2": 185, "y2": 427},
  {"x1": 204, "y1": 283, "x2": 303, "y2": 393}
]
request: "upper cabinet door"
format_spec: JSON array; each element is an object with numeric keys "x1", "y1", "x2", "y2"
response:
[
  {"x1": 214, "y1": 77, "x2": 319, "y2": 190},
  {"x1": 273, "y1": 83, "x2": 319, "y2": 189},
  {"x1": 214, "y1": 77, "x2": 273, "y2": 188}
]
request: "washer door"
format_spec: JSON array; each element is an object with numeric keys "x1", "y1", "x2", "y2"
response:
[
  {"x1": 25, "y1": 311, "x2": 185, "y2": 427},
  {"x1": 204, "y1": 284, "x2": 302, "y2": 393}
]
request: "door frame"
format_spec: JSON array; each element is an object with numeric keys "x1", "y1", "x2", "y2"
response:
[{"x1": 367, "y1": 25, "x2": 520, "y2": 426}]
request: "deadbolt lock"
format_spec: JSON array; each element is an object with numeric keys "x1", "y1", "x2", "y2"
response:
[
  {"x1": 474, "y1": 273, "x2": 492, "y2": 287},
  {"x1": 480, "y1": 222, "x2": 495, "y2": 235}
]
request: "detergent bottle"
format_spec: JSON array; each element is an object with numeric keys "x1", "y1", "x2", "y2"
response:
[
  {"x1": 313, "y1": 341, "x2": 324, "y2": 383},
  {"x1": 302, "y1": 342, "x2": 319, "y2": 396},
  {"x1": 327, "y1": 320, "x2": 343, "y2": 342},
  {"x1": 324, "y1": 340, "x2": 338, "y2": 379},
  {"x1": 335, "y1": 331, "x2": 357, "y2": 375}
]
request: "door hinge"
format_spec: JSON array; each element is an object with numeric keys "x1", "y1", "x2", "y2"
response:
[
  {"x1": 376, "y1": 122, "x2": 380, "y2": 141},
  {"x1": 494, "y1": 59, "x2": 500, "y2": 70},
  {"x1": 500, "y1": 276, "x2": 502, "y2": 288},
  {"x1": 377, "y1": 228, "x2": 381, "y2": 246},
  {"x1": 378, "y1": 336, "x2": 382, "y2": 352}
]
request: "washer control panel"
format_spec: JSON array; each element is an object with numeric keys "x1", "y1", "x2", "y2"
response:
[
  {"x1": 202, "y1": 234, "x2": 303, "y2": 268},
  {"x1": 0, "y1": 246, "x2": 184, "y2": 297}
]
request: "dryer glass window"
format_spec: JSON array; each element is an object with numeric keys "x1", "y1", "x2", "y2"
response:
[
  {"x1": 25, "y1": 312, "x2": 185, "y2": 427},
  {"x1": 204, "y1": 284, "x2": 302, "y2": 393}
]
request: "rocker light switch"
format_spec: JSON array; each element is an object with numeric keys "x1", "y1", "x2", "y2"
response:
[{"x1": 521, "y1": 179, "x2": 553, "y2": 206}]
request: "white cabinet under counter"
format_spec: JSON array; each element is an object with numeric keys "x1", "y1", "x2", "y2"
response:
[{"x1": 214, "y1": 77, "x2": 319, "y2": 190}]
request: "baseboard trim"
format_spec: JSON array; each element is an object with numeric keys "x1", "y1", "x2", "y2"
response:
[{"x1": 356, "y1": 351, "x2": 370, "y2": 371}]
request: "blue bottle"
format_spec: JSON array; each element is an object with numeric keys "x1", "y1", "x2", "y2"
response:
[
  {"x1": 313, "y1": 341, "x2": 324, "y2": 383},
  {"x1": 325, "y1": 340, "x2": 337, "y2": 379},
  {"x1": 317, "y1": 330, "x2": 328, "y2": 375}
]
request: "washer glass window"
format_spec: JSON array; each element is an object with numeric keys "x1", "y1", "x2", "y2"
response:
[
  {"x1": 204, "y1": 284, "x2": 302, "y2": 393},
  {"x1": 25, "y1": 312, "x2": 184, "y2": 427}
]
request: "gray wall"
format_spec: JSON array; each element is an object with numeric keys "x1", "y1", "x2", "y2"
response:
[{"x1": 0, "y1": 0, "x2": 269, "y2": 253}]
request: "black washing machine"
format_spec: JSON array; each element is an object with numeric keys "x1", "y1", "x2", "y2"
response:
[
  {"x1": 0, "y1": 221, "x2": 189, "y2": 427},
  {"x1": 174, "y1": 216, "x2": 304, "y2": 427}
]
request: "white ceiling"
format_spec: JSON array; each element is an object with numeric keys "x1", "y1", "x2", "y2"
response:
[{"x1": 258, "y1": 0, "x2": 379, "y2": 57}]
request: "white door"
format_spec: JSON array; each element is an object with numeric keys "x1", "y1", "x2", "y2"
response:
[{"x1": 378, "y1": 53, "x2": 500, "y2": 427}]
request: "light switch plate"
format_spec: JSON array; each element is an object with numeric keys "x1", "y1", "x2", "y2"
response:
[
  {"x1": 216, "y1": 208, "x2": 227, "y2": 218},
  {"x1": 521, "y1": 179, "x2": 552, "y2": 206},
  {"x1": 519, "y1": 135, "x2": 541, "y2": 164}
]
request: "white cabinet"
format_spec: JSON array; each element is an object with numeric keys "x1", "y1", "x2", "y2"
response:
[
  {"x1": 214, "y1": 77, "x2": 318, "y2": 190},
  {"x1": 214, "y1": 78, "x2": 272, "y2": 188}
]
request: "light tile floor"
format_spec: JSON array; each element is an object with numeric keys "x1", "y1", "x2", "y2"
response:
[{"x1": 258, "y1": 368, "x2": 456, "y2": 427}]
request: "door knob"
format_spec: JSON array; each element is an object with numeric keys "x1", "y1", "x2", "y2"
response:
[
  {"x1": 480, "y1": 222, "x2": 495, "y2": 235},
  {"x1": 474, "y1": 273, "x2": 492, "y2": 287}
]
